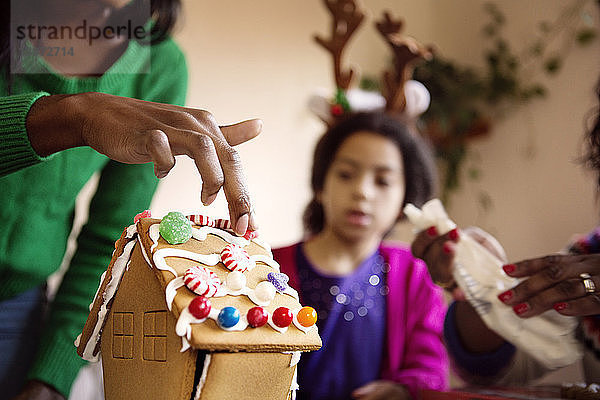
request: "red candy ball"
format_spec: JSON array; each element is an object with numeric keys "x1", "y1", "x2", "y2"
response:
[
  {"x1": 330, "y1": 103, "x2": 344, "y2": 117},
  {"x1": 272, "y1": 307, "x2": 293, "y2": 328},
  {"x1": 246, "y1": 306, "x2": 268, "y2": 328},
  {"x1": 188, "y1": 296, "x2": 211, "y2": 319}
]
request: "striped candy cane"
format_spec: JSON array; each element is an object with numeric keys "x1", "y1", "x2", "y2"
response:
[{"x1": 186, "y1": 214, "x2": 214, "y2": 227}]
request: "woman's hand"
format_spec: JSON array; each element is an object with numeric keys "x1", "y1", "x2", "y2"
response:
[
  {"x1": 410, "y1": 225, "x2": 461, "y2": 290},
  {"x1": 27, "y1": 93, "x2": 262, "y2": 234},
  {"x1": 498, "y1": 254, "x2": 600, "y2": 317},
  {"x1": 351, "y1": 380, "x2": 411, "y2": 400},
  {"x1": 12, "y1": 380, "x2": 65, "y2": 400},
  {"x1": 411, "y1": 226, "x2": 507, "y2": 298},
  {"x1": 412, "y1": 225, "x2": 510, "y2": 352}
]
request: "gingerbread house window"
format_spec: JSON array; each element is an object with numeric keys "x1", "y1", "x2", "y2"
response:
[
  {"x1": 143, "y1": 310, "x2": 167, "y2": 362},
  {"x1": 112, "y1": 312, "x2": 134, "y2": 359}
]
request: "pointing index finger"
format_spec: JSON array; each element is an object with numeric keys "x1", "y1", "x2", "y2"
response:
[{"x1": 214, "y1": 142, "x2": 254, "y2": 235}]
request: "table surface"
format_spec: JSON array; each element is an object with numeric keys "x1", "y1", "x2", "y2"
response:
[{"x1": 421, "y1": 386, "x2": 565, "y2": 400}]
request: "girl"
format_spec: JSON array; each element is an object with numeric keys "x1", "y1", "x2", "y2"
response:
[{"x1": 274, "y1": 112, "x2": 448, "y2": 400}]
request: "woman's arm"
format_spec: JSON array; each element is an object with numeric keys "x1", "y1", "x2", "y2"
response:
[{"x1": 25, "y1": 92, "x2": 261, "y2": 234}]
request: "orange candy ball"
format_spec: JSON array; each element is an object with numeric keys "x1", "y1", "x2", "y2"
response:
[{"x1": 296, "y1": 306, "x2": 317, "y2": 327}]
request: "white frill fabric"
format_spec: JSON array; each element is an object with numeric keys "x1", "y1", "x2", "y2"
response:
[{"x1": 404, "y1": 199, "x2": 582, "y2": 370}]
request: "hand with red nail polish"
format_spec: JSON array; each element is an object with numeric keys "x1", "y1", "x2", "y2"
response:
[
  {"x1": 498, "y1": 253, "x2": 600, "y2": 318},
  {"x1": 426, "y1": 226, "x2": 438, "y2": 237},
  {"x1": 497, "y1": 290, "x2": 513, "y2": 303},
  {"x1": 513, "y1": 302, "x2": 530, "y2": 316},
  {"x1": 442, "y1": 241, "x2": 455, "y2": 254},
  {"x1": 553, "y1": 302, "x2": 568, "y2": 312},
  {"x1": 502, "y1": 264, "x2": 516, "y2": 275},
  {"x1": 411, "y1": 225, "x2": 506, "y2": 295},
  {"x1": 448, "y1": 228, "x2": 460, "y2": 241},
  {"x1": 411, "y1": 225, "x2": 461, "y2": 293}
]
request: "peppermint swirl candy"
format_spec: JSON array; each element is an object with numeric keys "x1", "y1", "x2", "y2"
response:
[
  {"x1": 220, "y1": 243, "x2": 252, "y2": 272},
  {"x1": 184, "y1": 266, "x2": 221, "y2": 297}
]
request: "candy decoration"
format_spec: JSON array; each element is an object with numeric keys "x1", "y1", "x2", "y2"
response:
[
  {"x1": 218, "y1": 306, "x2": 240, "y2": 328},
  {"x1": 246, "y1": 306, "x2": 268, "y2": 328},
  {"x1": 226, "y1": 270, "x2": 246, "y2": 291},
  {"x1": 243, "y1": 230, "x2": 258, "y2": 240},
  {"x1": 267, "y1": 272, "x2": 289, "y2": 293},
  {"x1": 272, "y1": 307, "x2": 293, "y2": 328},
  {"x1": 159, "y1": 211, "x2": 192, "y2": 244},
  {"x1": 187, "y1": 214, "x2": 213, "y2": 227},
  {"x1": 213, "y1": 218, "x2": 232, "y2": 230},
  {"x1": 254, "y1": 281, "x2": 277, "y2": 304},
  {"x1": 184, "y1": 266, "x2": 221, "y2": 297},
  {"x1": 188, "y1": 296, "x2": 211, "y2": 319},
  {"x1": 134, "y1": 210, "x2": 151, "y2": 224},
  {"x1": 220, "y1": 243, "x2": 252, "y2": 272},
  {"x1": 296, "y1": 306, "x2": 318, "y2": 327}
]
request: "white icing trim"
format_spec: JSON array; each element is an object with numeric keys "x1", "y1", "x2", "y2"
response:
[
  {"x1": 192, "y1": 226, "x2": 249, "y2": 247},
  {"x1": 193, "y1": 353, "x2": 212, "y2": 400},
  {"x1": 89, "y1": 271, "x2": 107, "y2": 311},
  {"x1": 251, "y1": 254, "x2": 280, "y2": 271},
  {"x1": 153, "y1": 248, "x2": 220, "y2": 278},
  {"x1": 165, "y1": 276, "x2": 185, "y2": 311},
  {"x1": 137, "y1": 234, "x2": 153, "y2": 268},
  {"x1": 252, "y1": 236, "x2": 272, "y2": 254},
  {"x1": 176, "y1": 308, "x2": 207, "y2": 341},
  {"x1": 180, "y1": 335, "x2": 190, "y2": 353},
  {"x1": 283, "y1": 286, "x2": 299, "y2": 300},
  {"x1": 81, "y1": 226, "x2": 138, "y2": 362},
  {"x1": 126, "y1": 224, "x2": 137, "y2": 238},
  {"x1": 288, "y1": 351, "x2": 302, "y2": 367},
  {"x1": 149, "y1": 224, "x2": 160, "y2": 252},
  {"x1": 282, "y1": 351, "x2": 301, "y2": 400}
]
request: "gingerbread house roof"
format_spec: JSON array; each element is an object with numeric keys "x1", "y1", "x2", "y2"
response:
[{"x1": 76, "y1": 214, "x2": 321, "y2": 361}]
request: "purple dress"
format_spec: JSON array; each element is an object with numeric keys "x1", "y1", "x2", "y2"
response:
[
  {"x1": 295, "y1": 244, "x2": 387, "y2": 400},
  {"x1": 274, "y1": 242, "x2": 449, "y2": 399}
]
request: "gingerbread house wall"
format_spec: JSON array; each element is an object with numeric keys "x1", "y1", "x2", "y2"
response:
[
  {"x1": 101, "y1": 242, "x2": 197, "y2": 400},
  {"x1": 198, "y1": 352, "x2": 296, "y2": 400}
]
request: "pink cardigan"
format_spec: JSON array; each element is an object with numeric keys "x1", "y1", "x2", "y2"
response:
[{"x1": 273, "y1": 242, "x2": 449, "y2": 398}]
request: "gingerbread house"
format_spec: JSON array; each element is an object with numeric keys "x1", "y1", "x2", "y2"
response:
[{"x1": 76, "y1": 212, "x2": 321, "y2": 400}]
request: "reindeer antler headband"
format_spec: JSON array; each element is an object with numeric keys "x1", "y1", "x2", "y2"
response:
[{"x1": 309, "y1": 0, "x2": 433, "y2": 126}]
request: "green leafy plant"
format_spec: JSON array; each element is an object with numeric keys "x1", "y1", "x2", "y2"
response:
[{"x1": 410, "y1": 1, "x2": 597, "y2": 202}]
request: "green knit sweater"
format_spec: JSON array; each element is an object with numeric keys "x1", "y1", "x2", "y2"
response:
[{"x1": 0, "y1": 38, "x2": 187, "y2": 396}]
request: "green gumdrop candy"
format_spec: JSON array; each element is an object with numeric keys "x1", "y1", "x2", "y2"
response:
[{"x1": 159, "y1": 211, "x2": 192, "y2": 245}]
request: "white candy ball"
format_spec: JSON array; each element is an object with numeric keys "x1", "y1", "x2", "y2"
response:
[
  {"x1": 226, "y1": 270, "x2": 246, "y2": 291},
  {"x1": 254, "y1": 281, "x2": 276, "y2": 303}
]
